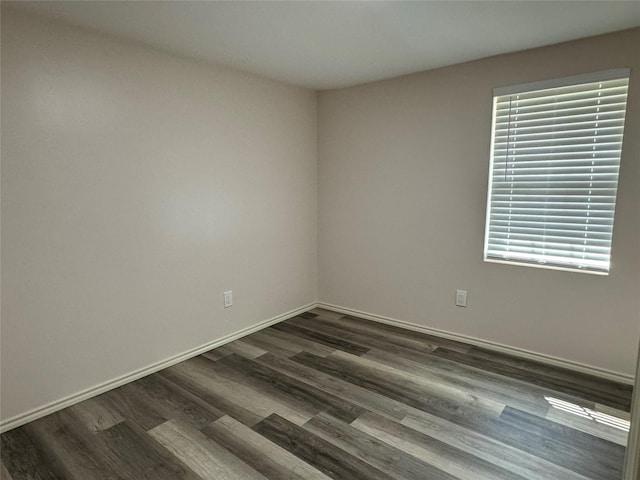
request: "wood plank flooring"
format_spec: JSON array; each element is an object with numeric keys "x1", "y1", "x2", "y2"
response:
[{"x1": 1, "y1": 308, "x2": 633, "y2": 480}]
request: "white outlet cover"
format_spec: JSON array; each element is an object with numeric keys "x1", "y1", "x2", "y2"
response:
[
  {"x1": 456, "y1": 290, "x2": 467, "y2": 307},
  {"x1": 224, "y1": 290, "x2": 233, "y2": 308}
]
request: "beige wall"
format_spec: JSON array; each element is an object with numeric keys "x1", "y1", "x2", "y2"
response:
[
  {"x1": 318, "y1": 28, "x2": 640, "y2": 377},
  {"x1": 1, "y1": 9, "x2": 317, "y2": 423}
]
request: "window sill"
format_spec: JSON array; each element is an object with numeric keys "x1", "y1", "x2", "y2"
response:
[{"x1": 483, "y1": 257, "x2": 609, "y2": 276}]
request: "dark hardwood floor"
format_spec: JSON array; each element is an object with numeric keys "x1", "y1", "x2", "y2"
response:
[{"x1": 1, "y1": 308, "x2": 633, "y2": 480}]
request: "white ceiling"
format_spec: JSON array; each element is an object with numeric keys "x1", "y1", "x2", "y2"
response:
[{"x1": 7, "y1": 1, "x2": 640, "y2": 90}]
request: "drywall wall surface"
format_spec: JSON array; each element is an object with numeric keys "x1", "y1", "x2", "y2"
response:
[
  {"x1": 1, "y1": 8, "x2": 317, "y2": 422},
  {"x1": 318, "y1": 28, "x2": 640, "y2": 377}
]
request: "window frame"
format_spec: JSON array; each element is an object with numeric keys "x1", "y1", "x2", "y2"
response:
[{"x1": 483, "y1": 68, "x2": 631, "y2": 275}]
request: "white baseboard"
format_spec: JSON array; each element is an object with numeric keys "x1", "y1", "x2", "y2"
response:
[
  {"x1": 0, "y1": 302, "x2": 318, "y2": 434},
  {"x1": 317, "y1": 302, "x2": 635, "y2": 385},
  {"x1": 3, "y1": 300, "x2": 632, "y2": 433}
]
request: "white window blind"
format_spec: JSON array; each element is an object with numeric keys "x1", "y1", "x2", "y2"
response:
[{"x1": 484, "y1": 69, "x2": 630, "y2": 274}]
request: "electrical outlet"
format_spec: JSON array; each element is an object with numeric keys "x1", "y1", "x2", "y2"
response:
[
  {"x1": 224, "y1": 290, "x2": 233, "y2": 308},
  {"x1": 456, "y1": 290, "x2": 467, "y2": 307}
]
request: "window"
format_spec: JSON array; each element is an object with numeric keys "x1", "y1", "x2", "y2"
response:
[{"x1": 484, "y1": 69, "x2": 630, "y2": 274}]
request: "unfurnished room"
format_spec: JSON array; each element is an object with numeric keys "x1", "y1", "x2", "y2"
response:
[{"x1": 1, "y1": 1, "x2": 640, "y2": 479}]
